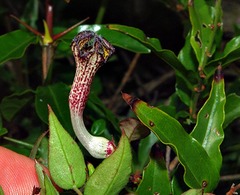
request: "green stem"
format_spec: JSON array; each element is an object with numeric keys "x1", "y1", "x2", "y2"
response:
[
  {"x1": 73, "y1": 187, "x2": 83, "y2": 195},
  {"x1": 3, "y1": 136, "x2": 34, "y2": 148},
  {"x1": 189, "y1": 90, "x2": 200, "y2": 120},
  {"x1": 95, "y1": 0, "x2": 109, "y2": 24}
]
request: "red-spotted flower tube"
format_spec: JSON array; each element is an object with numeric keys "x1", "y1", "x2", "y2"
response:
[{"x1": 69, "y1": 31, "x2": 116, "y2": 159}]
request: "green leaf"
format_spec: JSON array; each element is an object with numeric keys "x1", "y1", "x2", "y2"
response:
[
  {"x1": 35, "y1": 82, "x2": 73, "y2": 135},
  {"x1": 136, "y1": 157, "x2": 171, "y2": 195},
  {"x1": 48, "y1": 107, "x2": 86, "y2": 189},
  {"x1": 44, "y1": 172, "x2": 59, "y2": 195},
  {"x1": 35, "y1": 161, "x2": 46, "y2": 194},
  {"x1": 0, "y1": 30, "x2": 37, "y2": 65},
  {"x1": 0, "y1": 186, "x2": 4, "y2": 195},
  {"x1": 84, "y1": 133, "x2": 132, "y2": 195},
  {"x1": 0, "y1": 115, "x2": 8, "y2": 136},
  {"x1": 178, "y1": 33, "x2": 198, "y2": 72},
  {"x1": 35, "y1": 160, "x2": 59, "y2": 195},
  {"x1": 189, "y1": 0, "x2": 222, "y2": 70},
  {"x1": 137, "y1": 132, "x2": 158, "y2": 171},
  {"x1": 182, "y1": 189, "x2": 210, "y2": 195},
  {"x1": 91, "y1": 119, "x2": 107, "y2": 135},
  {"x1": 0, "y1": 89, "x2": 34, "y2": 121},
  {"x1": 122, "y1": 93, "x2": 219, "y2": 192},
  {"x1": 107, "y1": 24, "x2": 162, "y2": 51},
  {"x1": 190, "y1": 69, "x2": 225, "y2": 171},
  {"x1": 206, "y1": 35, "x2": 240, "y2": 77},
  {"x1": 78, "y1": 25, "x2": 151, "y2": 53},
  {"x1": 224, "y1": 93, "x2": 240, "y2": 128}
]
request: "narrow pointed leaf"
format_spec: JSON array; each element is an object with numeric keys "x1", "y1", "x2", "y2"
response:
[
  {"x1": 48, "y1": 107, "x2": 86, "y2": 189},
  {"x1": 122, "y1": 93, "x2": 219, "y2": 192},
  {"x1": 84, "y1": 133, "x2": 132, "y2": 195},
  {"x1": 35, "y1": 161, "x2": 45, "y2": 193},
  {"x1": 44, "y1": 172, "x2": 59, "y2": 195},
  {"x1": 0, "y1": 30, "x2": 37, "y2": 65},
  {"x1": 190, "y1": 67, "x2": 225, "y2": 172},
  {"x1": 136, "y1": 157, "x2": 171, "y2": 195}
]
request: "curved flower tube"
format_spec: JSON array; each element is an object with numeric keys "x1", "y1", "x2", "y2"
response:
[{"x1": 69, "y1": 31, "x2": 116, "y2": 159}]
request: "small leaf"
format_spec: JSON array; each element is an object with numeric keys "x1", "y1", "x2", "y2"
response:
[
  {"x1": 48, "y1": 106, "x2": 86, "y2": 189},
  {"x1": 91, "y1": 119, "x2": 107, "y2": 136},
  {"x1": 136, "y1": 157, "x2": 171, "y2": 195},
  {"x1": 84, "y1": 133, "x2": 132, "y2": 195},
  {"x1": 35, "y1": 161, "x2": 59, "y2": 195},
  {"x1": 122, "y1": 93, "x2": 219, "y2": 192},
  {"x1": 0, "y1": 89, "x2": 34, "y2": 121},
  {"x1": 44, "y1": 172, "x2": 59, "y2": 195},
  {"x1": 35, "y1": 161, "x2": 45, "y2": 193},
  {"x1": 0, "y1": 30, "x2": 37, "y2": 65}
]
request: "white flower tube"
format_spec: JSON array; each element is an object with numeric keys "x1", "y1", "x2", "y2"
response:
[{"x1": 69, "y1": 31, "x2": 115, "y2": 159}]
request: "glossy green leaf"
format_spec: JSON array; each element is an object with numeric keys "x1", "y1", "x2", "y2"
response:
[
  {"x1": 35, "y1": 83, "x2": 73, "y2": 134},
  {"x1": 182, "y1": 189, "x2": 211, "y2": 195},
  {"x1": 0, "y1": 30, "x2": 37, "y2": 65},
  {"x1": 0, "y1": 89, "x2": 34, "y2": 121},
  {"x1": 48, "y1": 107, "x2": 86, "y2": 189},
  {"x1": 189, "y1": 0, "x2": 222, "y2": 70},
  {"x1": 84, "y1": 133, "x2": 132, "y2": 195},
  {"x1": 178, "y1": 32, "x2": 198, "y2": 73},
  {"x1": 206, "y1": 35, "x2": 240, "y2": 77},
  {"x1": 136, "y1": 157, "x2": 171, "y2": 195},
  {"x1": 190, "y1": 69, "x2": 225, "y2": 172},
  {"x1": 107, "y1": 24, "x2": 161, "y2": 51},
  {"x1": 224, "y1": 93, "x2": 240, "y2": 128},
  {"x1": 91, "y1": 119, "x2": 107, "y2": 135},
  {"x1": 122, "y1": 93, "x2": 219, "y2": 191},
  {"x1": 137, "y1": 132, "x2": 158, "y2": 171},
  {"x1": 78, "y1": 25, "x2": 151, "y2": 53}
]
